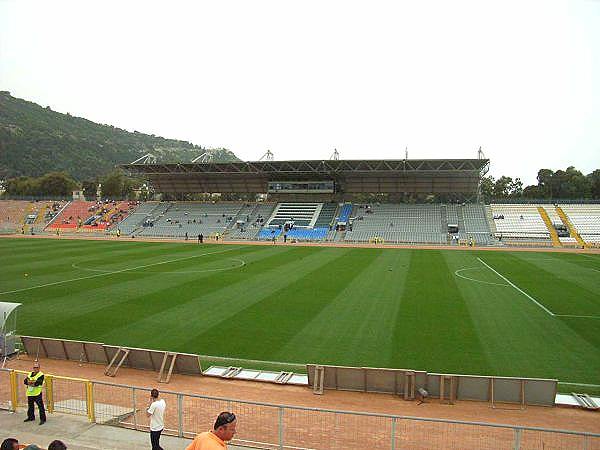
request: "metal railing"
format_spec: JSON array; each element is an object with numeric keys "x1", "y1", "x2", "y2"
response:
[{"x1": 1, "y1": 368, "x2": 598, "y2": 449}]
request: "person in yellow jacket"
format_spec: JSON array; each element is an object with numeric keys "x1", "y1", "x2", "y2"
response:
[
  {"x1": 23, "y1": 361, "x2": 46, "y2": 425},
  {"x1": 185, "y1": 412, "x2": 237, "y2": 450}
]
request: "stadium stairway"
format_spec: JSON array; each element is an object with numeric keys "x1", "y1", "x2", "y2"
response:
[
  {"x1": 537, "y1": 206, "x2": 561, "y2": 247},
  {"x1": 440, "y1": 204, "x2": 448, "y2": 233},
  {"x1": 33, "y1": 202, "x2": 51, "y2": 227},
  {"x1": 314, "y1": 203, "x2": 337, "y2": 228},
  {"x1": 556, "y1": 206, "x2": 587, "y2": 248},
  {"x1": 21, "y1": 202, "x2": 37, "y2": 233},
  {"x1": 484, "y1": 205, "x2": 497, "y2": 235}
]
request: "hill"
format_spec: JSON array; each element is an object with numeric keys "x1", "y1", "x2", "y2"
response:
[{"x1": 0, "y1": 91, "x2": 239, "y2": 180}]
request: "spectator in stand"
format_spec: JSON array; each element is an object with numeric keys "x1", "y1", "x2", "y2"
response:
[
  {"x1": 23, "y1": 361, "x2": 46, "y2": 425},
  {"x1": 147, "y1": 388, "x2": 166, "y2": 450},
  {"x1": 47, "y1": 441, "x2": 67, "y2": 450},
  {"x1": 185, "y1": 412, "x2": 237, "y2": 450}
]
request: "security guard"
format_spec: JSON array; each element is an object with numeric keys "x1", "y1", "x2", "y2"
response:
[{"x1": 23, "y1": 361, "x2": 46, "y2": 425}]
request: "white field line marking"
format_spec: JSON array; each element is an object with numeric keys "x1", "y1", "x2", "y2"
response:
[
  {"x1": 71, "y1": 257, "x2": 246, "y2": 274},
  {"x1": 0, "y1": 247, "x2": 240, "y2": 295},
  {"x1": 477, "y1": 257, "x2": 555, "y2": 316},
  {"x1": 454, "y1": 267, "x2": 510, "y2": 287},
  {"x1": 559, "y1": 382, "x2": 600, "y2": 387},
  {"x1": 580, "y1": 254, "x2": 600, "y2": 261},
  {"x1": 554, "y1": 314, "x2": 600, "y2": 319}
]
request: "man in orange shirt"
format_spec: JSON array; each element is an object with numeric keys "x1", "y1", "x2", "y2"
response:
[{"x1": 185, "y1": 412, "x2": 237, "y2": 450}]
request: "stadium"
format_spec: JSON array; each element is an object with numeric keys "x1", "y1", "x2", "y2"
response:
[{"x1": 1, "y1": 153, "x2": 599, "y2": 449}]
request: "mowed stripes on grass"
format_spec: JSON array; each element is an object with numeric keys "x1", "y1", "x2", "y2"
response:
[{"x1": 0, "y1": 238, "x2": 599, "y2": 386}]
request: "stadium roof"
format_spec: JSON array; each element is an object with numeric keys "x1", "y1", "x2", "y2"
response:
[{"x1": 121, "y1": 158, "x2": 489, "y2": 195}]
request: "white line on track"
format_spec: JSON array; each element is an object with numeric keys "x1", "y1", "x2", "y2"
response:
[
  {"x1": 477, "y1": 257, "x2": 555, "y2": 316},
  {"x1": 454, "y1": 267, "x2": 510, "y2": 287},
  {"x1": 0, "y1": 247, "x2": 240, "y2": 296}
]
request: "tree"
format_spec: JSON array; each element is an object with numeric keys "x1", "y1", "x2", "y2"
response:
[
  {"x1": 37, "y1": 172, "x2": 78, "y2": 196},
  {"x1": 3, "y1": 172, "x2": 77, "y2": 197},
  {"x1": 588, "y1": 169, "x2": 600, "y2": 199},
  {"x1": 493, "y1": 176, "x2": 513, "y2": 199},
  {"x1": 479, "y1": 176, "x2": 495, "y2": 202},
  {"x1": 536, "y1": 169, "x2": 554, "y2": 198},
  {"x1": 4, "y1": 176, "x2": 37, "y2": 196},
  {"x1": 81, "y1": 180, "x2": 98, "y2": 199},
  {"x1": 508, "y1": 177, "x2": 523, "y2": 198},
  {"x1": 563, "y1": 166, "x2": 590, "y2": 198},
  {"x1": 100, "y1": 169, "x2": 142, "y2": 199},
  {"x1": 522, "y1": 185, "x2": 542, "y2": 198}
]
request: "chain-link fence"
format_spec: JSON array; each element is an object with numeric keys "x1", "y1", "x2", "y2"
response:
[{"x1": 1, "y1": 368, "x2": 598, "y2": 449}]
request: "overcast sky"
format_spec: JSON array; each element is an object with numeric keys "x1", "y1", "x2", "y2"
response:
[{"x1": 1, "y1": 0, "x2": 598, "y2": 185}]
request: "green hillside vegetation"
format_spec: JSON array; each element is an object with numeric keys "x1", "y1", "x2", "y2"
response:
[{"x1": 0, "y1": 91, "x2": 239, "y2": 180}]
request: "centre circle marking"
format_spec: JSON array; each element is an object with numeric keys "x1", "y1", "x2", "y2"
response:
[{"x1": 454, "y1": 267, "x2": 509, "y2": 287}]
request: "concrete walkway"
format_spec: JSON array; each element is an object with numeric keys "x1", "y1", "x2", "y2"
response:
[{"x1": 0, "y1": 410, "x2": 253, "y2": 450}]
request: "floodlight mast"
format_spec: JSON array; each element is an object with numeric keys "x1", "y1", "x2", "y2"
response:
[
  {"x1": 478, "y1": 146, "x2": 486, "y2": 159},
  {"x1": 330, "y1": 148, "x2": 340, "y2": 160},
  {"x1": 259, "y1": 150, "x2": 274, "y2": 161},
  {"x1": 130, "y1": 153, "x2": 156, "y2": 164}
]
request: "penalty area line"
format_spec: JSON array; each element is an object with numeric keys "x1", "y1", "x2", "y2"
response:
[
  {"x1": 0, "y1": 246, "x2": 241, "y2": 296},
  {"x1": 477, "y1": 257, "x2": 555, "y2": 316}
]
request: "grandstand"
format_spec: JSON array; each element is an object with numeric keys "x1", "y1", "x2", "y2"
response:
[
  {"x1": 345, "y1": 204, "x2": 447, "y2": 244},
  {"x1": 45, "y1": 200, "x2": 136, "y2": 232},
  {"x1": 1, "y1": 157, "x2": 597, "y2": 250},
  {"x1": 457, "y1": 203, "x2": 495, "y2": 245},
  {"x1": 115, "y1": 201, "x2": 165, "y2": 235},
  {"x1": 227, "y1": 202, "x2": 276, "y2": 240},
  {"x1": 559, "y1": 204, "x2": 600, "y2": 245},
  {"x1": 4, "y1": 196, "x2": 599, "y2": 250},
  {"x1": 0, "y1": 200, "x2": 32, "y2": 233},
  {"x1": 134, "y1": 202, "x2": 243, "y2": 239},
  {"x1": 490, "y1": 204, "x2": 552, "y2": 244},
  {"x1": 0, "y1": 200, "x2": 66, "y2": 234}
]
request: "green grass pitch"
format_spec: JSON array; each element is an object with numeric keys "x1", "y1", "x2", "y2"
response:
[{"x1": 1, "y1": 238, "x2": 599, "y2": 390}]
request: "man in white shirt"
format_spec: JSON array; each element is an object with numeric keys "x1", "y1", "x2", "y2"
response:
[{"x1": 147, "y1": 388, "x2": 166, "y2": 450}]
